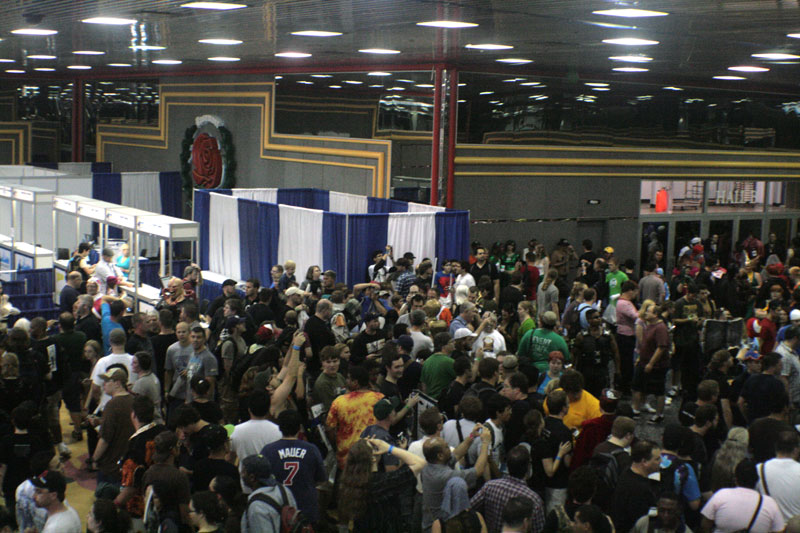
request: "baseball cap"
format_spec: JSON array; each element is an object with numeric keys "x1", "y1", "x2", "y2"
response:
[
  {"x1": 603, "y1": 246, "x2": 614, "y2": 254},
  {"x1": 599, "y1": 388, "x2": 620, "y2": 412},
  {"x1": 790, "y1": 309, "x2": 800, "y2": 321},
  {"x1": 241, "y1": 454, "x2": 275, "y2": 485},
  {"x1": 256, "y1": 324, "x2": 276, "y2": 343},
  {"x1": 205, "y1": 424, "x2": 229, "y2": 450},
  {"x1": 222, "y1": 279, "x2": 237, "y2": 288},
  {"x1": 392, "y1": 334, "x2": 414, "y2": 352},
  {"x1": 403, "y1": 252, "x2": 416, "y2": 261},
  {"x1": 225, "y1": 315, "x2": 247, "y2": 330},
  {"x1": 363, "y1": 312, "x2": 380, "y2": 323},
  {"x1": 690, "y1": 237, "x2": 702, "y2": 245},
  {"x1": 502, "y1": 355, "x2": 519, "y2": 369},
  {"x1": 99, "y1": 367, "x2": 128, "y2": 383},
  {"x1": 373, "y1": 397, "x2": 400, "y2": 421},
  {"x1": 453, "y1": 327, "x2": 476, "y2": 340},
  {"x1": 31, "y1": 470, "x2": 67, "y2": 495},
  {"x1": 285, "y1": 287, "x2": 303, "y2": 296},
  {"x1": 557, "y1": 238, "x2": 570, "y2": 246}
]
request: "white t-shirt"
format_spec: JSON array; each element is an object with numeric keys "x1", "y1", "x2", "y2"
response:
[
  {"x1": 756, "y1": 457, "x2": 800, "y2": 520},
  {"x1": 410, "y1": 329, "x2": 434, "y2": 357},
  {"x1": 454, "y1": 273, "x2": 476, "y2": 290},
  {"x1": 472, "y1": 330, "x2": 507, "y2": 356},
  {"x1": 42, "y1": 504, "x2": 81, "y2": 533},
  {"x1": 231, "y1": 419, "x2": 282, "y2": 492},
  {"x1": 442, "y1": 419, "x2": 477, "y2": 450},
  {"x1": 90, "y1": 352, "x2": 135, "y2": 409},
  {"x1": 701, "y1": 487, "x2": 784, "y2": 533}
]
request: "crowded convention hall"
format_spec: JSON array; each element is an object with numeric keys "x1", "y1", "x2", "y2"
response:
[{"x1": 3, "y1": 2, "x2": 800, "y2": 533}]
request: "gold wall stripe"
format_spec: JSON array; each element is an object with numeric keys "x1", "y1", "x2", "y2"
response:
[
  {"x1": 457, "y1": 143, "x2": 800, "y2": 158},
  {"x1": 454, "y1": 156, "x2": 800, "y2": 170}
]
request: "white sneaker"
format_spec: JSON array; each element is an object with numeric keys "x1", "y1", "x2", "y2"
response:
[
  {"x1": 58, "y1": 443, "x2": 71, "y2": 457},
  {"x1": 642, "y1": 403, "x2": 657, "y2": 414}
]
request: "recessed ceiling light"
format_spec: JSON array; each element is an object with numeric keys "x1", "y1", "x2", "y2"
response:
[
  {"x1": 752, "y1": 53, "x2": 800, "y2": 60},
  {"x1": 713, "y1": 75, "x2": 746, "y2": 80},
  {"x1": 74, "y1": 50, "x2": 105, "y2": 55},
  {"x1": 180, "y1": 2, "x2": 247, "y2": 10},
  {"x1": 496, "y1": 58, "x2": 532, "y2": 64},
  {"x1": 585, "y1": 82, "x2": 609, "y2": 87},
  {"x1": 609, "y1": 55, "x2": 653, "y2": 62},
  {"x1": 0, "y1": 59, "x2": 14, "y2": 63},
  {"x1": 108, "y1": 63, "x2": 132, "y2": 67},
  {"x1": 297, "y1": 80, "x2": 313, "y2": 85},
  {"x1": 358, "y1": 48, "x2": 401, "y2": 54},
  {"x1": 503, "y1": 78, "x2": 519, "y2": 82},
  {"x1": 130, "y1": 45, "x2": 166, "y2": 51},
  {"x1": 27, "y1": 55, "x2": 56, "y2": 60},
  {"x1": 33, "y1": 67, "x2": 55, "y2": 71},
  {"x1": 198, "y1": 39, "x2": 242, "y2": 45},
  {"x1": 387, "y1": 86, "x2": 405, "y2": 90},
  {"x1": 479, "y1": 91, "x2": 494, "y2": 95},
  {"x1": 396, "y1": 79, "x2": 414, "y2": 83},
  {"x1": 368, "y1": 71, "x2": 391, "y2": 76},
  {"x1": 788, "y1": 33, "x2": 800, "y2": 39},
  {"x1": 603, "y1": 38, "x2": 659, "y2": 46},
  {"x1": 329, "y1": 85, "x2": 342, "y2": 88},
  {"x1": 465, "y1": 43, "x2": 513, "y2": 50},
  {"x1": 274, "y1": 75, "x2": 282, "y2": 79},
  {"x1": 416, "y1": 83, "x2": 434, "y2": 88},
  {"x1": 520, "y1": 82, "x2": 541, "y2": 86},
  {"x1": 5, "y1": 70, "x2": 24, "y2": 73},
  {"x1": 458, "y1": 83, "x2": 466, "y2": 86},
  {"x1": 311, "y1": 74, "x2": 332, "y2": 78},
  {"x1": 663, "y1": 86, "x2": 683, "y2": 91},
  {"x1": 275, "y1": 52, "x2": 311, "y2": 58},
  {"x1": 593, "y1": 8, "x2": 668, "y2": 17},
  {"x1": 613, "y1": 67, "x2": 648, "y2": 72},
  {"x1": 417, "y1": 21, "x2": 479, "y2": 28},
  {"x1": 369, "y1": 84, "x2": 383, "y2": 87},
  {"x1": 208, "y1": 56, "x2": 240, "y2": 61},
  {"x1": 291, "y1": 30, "x2": 342, "y2": 37},
  {"x1": 728, "y1": 65, "x2": 769, "y2": 72},
  {"x1": 343, "y1": 80, "x2": 363, "y2": 84},
  {"x1": 592, "y1": 87, "x2": 611, "y2": 91},
  {"x1": 67, "y1": 65, "x2": 92, "y2": 70},
  {"x1": 152, "y1": 59, "x2": 182, "y2": 65},
  {"x1": 82, "y1": 17, "x2": 137, "y2": 25},
  {"x1": 11, "y1": 28, "x2": 58, "y2": 36}
]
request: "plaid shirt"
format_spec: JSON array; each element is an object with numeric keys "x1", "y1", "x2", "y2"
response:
[
  {"x1": 396, "y1": 270, "x2": 416, "y2": 299},
  {"x1": 470, "y1": 476, "x2": 546, "y2": 533}
]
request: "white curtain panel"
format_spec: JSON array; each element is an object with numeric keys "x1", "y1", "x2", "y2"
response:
[
  {"x1": 277, "y1": 204, "x2": 324, "y2": 281},
  {"x1": 329, "y1": 191, "x2": 368, "y2": 214},
  {"x1": 121, "y1": 172, "x2": 162, "y2": 256},
  {"x1": 231, "y1": 188, "x2": 278, "y2": 204},
  {"x1": 387, "y1": 212, "x2": 437, "y2": 265},
  {"x1": 406, "y1": 202, "x2": 445, "y2": 213},
  {"x1": 209, "y1": 193, "x2": 241, "y2": 279}
]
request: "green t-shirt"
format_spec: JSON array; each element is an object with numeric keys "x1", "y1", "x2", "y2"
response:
[
  {"x1": 606, "y1": 270, "x2": 629, "y2": 299},
  {"x1": 312, "y1": 372, "x2": 347, "y2": 410},
  {"x1": 517, "y1": 317, "x2": 536, "y2": 343},
  {"x1": 517, "y1": 328, "x2": 570, "y2": 372},
  {"x1": 420, "y1": 353, "x2": 456, "y2": 400}
]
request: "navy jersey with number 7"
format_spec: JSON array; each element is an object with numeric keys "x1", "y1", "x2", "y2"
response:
[{"x1": 260, "y1": 438, "x2": 326, "y2": 523}]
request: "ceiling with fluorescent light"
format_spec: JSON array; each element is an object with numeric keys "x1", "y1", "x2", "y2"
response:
[{"x1": 0, "y1": 0, "x2": 800, "y2": 92}]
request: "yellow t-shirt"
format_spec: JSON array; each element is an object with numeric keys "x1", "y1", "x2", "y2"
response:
[
  {"x1": 544, "y1": 388, "x2": 603, "y2": 430},
  {"x1": 326, "y1": 390, "x2": 384, "y2": 468}
]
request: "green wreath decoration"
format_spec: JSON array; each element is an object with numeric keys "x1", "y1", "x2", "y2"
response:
[{"x1": 180, "y1": 122, "x2": 237, "y2": 197}]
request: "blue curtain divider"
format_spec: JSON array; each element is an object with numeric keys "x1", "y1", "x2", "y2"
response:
[
  {"x1": 238, "y1": 198, "x2": 279, "y2": 283},
  {"x1": 312, "y1": 189, "x2": 330, "y2": 211},
  {"x1": 346, "y1": 214, "x2": 388, "y2": 286},
  {"x1": 367, "y1": 197, "x2": 409, "y2": 213},
  {"x1": 16, "y1": 268, "x2": 54, "y2": 294},
  {"x1": 194, "y1": 190, "x2": 210, "y2": 271},
  {"x1": 92, "y1": 172, "x2": 123, "y2": 239},
  {"x1": 159, "y1": 172, "x2": 183, "y2": 218},
  {"x1": 435, "y1": 211, "x2": 471, "y2": 263},
  {"x1": 322, "y1": 212, "x2": 346, "y2": 279}
]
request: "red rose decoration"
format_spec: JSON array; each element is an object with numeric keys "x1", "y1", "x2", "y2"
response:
[{"x1": 191, "y1": 133, "x2": 223, "y2": 188}]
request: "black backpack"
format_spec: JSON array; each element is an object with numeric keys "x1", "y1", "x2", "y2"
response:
[
  {"x1": 246, "y1": 484, "x2": 314, "y2": 533},
  {"x1": 587, "y1": 447, "x2": 627, "y2": 511},
  {"x1": 68, "y1": 255, "x2": 89, "y2": 281}
]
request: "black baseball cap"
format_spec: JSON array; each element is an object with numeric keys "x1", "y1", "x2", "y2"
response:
[
  {"x1": 222, "y1": 279, "x2": 237, "y2": 288},
  {"x1": 31, "y1": 470, "x2": 67, "y2": 495}
]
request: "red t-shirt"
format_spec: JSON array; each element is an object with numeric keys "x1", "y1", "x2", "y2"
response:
[
  {"x1": 523, "y1": 264, "x2": 540, "y2": 300},
  {"x1": 758, "y1": 318, "x2": 777, "y2": 354},
  {"x1": 638, "y1": 320, "x2": 670, "y2": 369}
]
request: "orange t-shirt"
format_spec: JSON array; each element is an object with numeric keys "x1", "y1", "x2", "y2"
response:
[{"x1": 326, "y1": 390, "x2": 384, "y2": 468}]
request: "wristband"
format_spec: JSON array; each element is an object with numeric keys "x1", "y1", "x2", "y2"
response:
[
  {"x1": 292, "y1": 345, "x2": 302, "y2": 351},
  {"x1": 555, "y1": 456, "x2": 562, "y2": 462},
  {"x1": 388, "y1": 445, "x2": 395, "y2": 454}
]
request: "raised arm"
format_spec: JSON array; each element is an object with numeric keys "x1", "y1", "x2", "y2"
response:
[{"x1": 366, "y1": 437, "x2": 427, "y2": 475}]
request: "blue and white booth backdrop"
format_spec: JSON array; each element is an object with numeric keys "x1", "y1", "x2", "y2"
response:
[
  {"x1": 92, "y1": 172, "x2": 183, "y2": 255},
  {"x1": 193, "y1": 188, "x2": 469, "y2": 287},
  {"x1": 227, "y1": 188, "x2": 445, "y2": 214},
  {"x1": 29, "y1": 162, "x2": 113, "y2": 174}
]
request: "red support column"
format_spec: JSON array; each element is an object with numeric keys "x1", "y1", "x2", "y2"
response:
[
  {"x1": 71, "y1": 78, "x2": 84, "y2": 162},
  {"x1": 446, "y1": 69, "x2": 458, "y2": 209},
  {"x1": 430, "y1": 66, "x2": 443, "y2": 206}
]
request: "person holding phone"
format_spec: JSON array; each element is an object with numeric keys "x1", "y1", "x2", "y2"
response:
[{"x1": 537, "y1": 389, "x2": 574, "y2": 513}]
